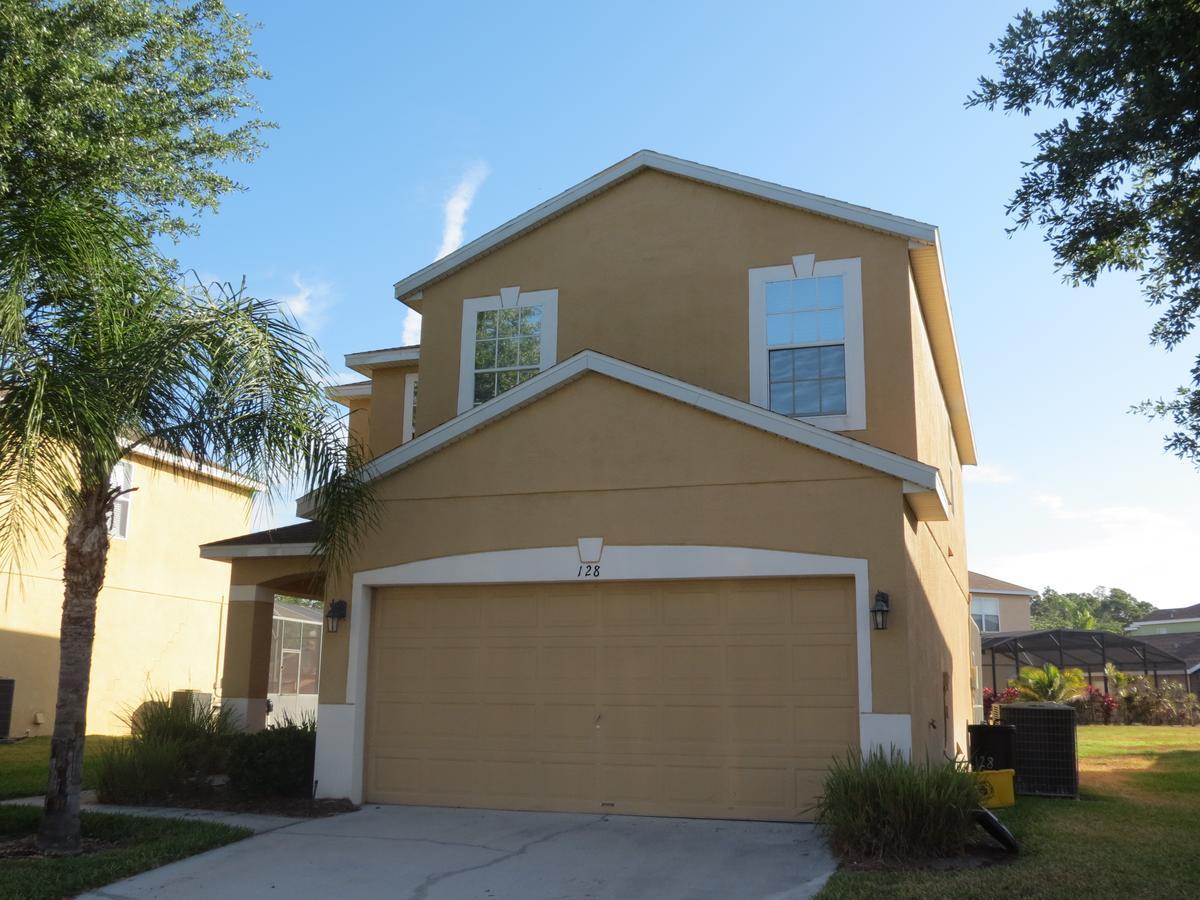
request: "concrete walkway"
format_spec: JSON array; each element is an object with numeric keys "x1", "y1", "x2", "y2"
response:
[
  {"x1": 1, "y1": 791, "x2": 295, "y2": 834},
  {"x1": 78, "y1": 804, "x2": 837, "y2": 900}
]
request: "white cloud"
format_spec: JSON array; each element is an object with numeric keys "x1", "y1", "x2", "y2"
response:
[
  {"x1": 977, "y1": 495, "x2": 1200, "y2": 609},
  {"x1": 278, "y1": 274, "x2": 336, "y2": 335},
  {"x1": 436, "y1": 162, "x2": 490, "y2": 260},
  {"x1": 964, "y1": 465, "x2": 1017, "y2": 485},
  {"x1": 401, "y1": 309, "x2": 422, "y2": 346}
]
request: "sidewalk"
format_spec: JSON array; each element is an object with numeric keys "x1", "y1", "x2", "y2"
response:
[{"x1": 2, "y1": 791, "x2": 301, "y2": 834}]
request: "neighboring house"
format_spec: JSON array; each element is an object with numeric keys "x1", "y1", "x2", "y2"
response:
[
  {"x1": 968, "y1": 571, "x2": 1037, "y2": 634},
  {"x1": 1, "y1": 449, "x2": 252, "y2": 737},
  {"x1": 1127, "y1": 632, "x2": 1200, "y2": 690},
  {"x1": 1127, "y1": 602, "x2": 1200, "y2": 636},
  {"x1": 267, "y1": 600, "x2": 324, "y2": 726},
  {"x1": 203, "y1": 150, "x2": 977, "y2": 822}
]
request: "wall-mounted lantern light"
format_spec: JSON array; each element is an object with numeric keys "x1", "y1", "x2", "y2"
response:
[
  {"x1": 325, "y1": 599, "x2": 348, "y2": 634},
  {"x1": 871, "y1": 592, "x2": 891, "y2": 631}
]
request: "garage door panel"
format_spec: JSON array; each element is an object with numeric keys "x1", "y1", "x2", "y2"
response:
[{"x1": 366, "y1": 577, "x2": 858, "y2": 821}]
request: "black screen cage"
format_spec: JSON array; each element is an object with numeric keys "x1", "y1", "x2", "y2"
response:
[{"x1": 981, "y1": 629, "x2": 1190, "y2": 694}]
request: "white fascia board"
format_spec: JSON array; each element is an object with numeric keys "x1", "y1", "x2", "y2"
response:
[
  {"x1": 1132, "y1": 617, "x2": 1200, "y2": 627},
  {"x1": 199, "y1": 542, "x2": 317, "y2": 560},
  {"x1": 392, "y1": 150, "x2": 938, "y2": 303},
  {"x1": 124, "y1": 444, "x2": 259, "y2": 492},
  {"x1": 326, "y1": 382, "x2": 372, "y2": 402},
  {"x1": 970, "y1": 588, "x2": 1039, "y2": 598},
  {"x1": 345, "y1": 346, "x2": 420, "y2": 376},
  {"x1": 295, "y1": 349, "x2": 942, "y2": 518}
]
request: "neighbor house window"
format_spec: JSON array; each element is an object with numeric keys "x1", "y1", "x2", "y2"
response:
[
  {"x1": 458, "y1": 288, "x2": 558, "y2": 414},
  {"x1": 268, "y1": 615, "x2": 323, "y2": 695},
  {"x1": 971, "y1": 597, "x2": 1000, "y2": 633},
  {"x1": 749, "y1": 256, "x2": 864, "y2": 430},
  {"x1": 107, "y1": 461, "x2": 133, "y2": 539}
]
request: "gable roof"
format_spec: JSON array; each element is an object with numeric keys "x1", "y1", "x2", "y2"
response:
[
  {"x1": 393, "y1": 150, "x2": 937, "y2": 307},
  {"x1": 296, "y1": 350, "x2": 948, "y2": 522},
  {"x1": 1131, "y1": 602, "x2": 1200, "y2": 626},
  {"x1": 389, "y1": 150, "x2": 975, "y2": 465},
  {"x1": 969, "y1": 571, "x2": 1039, "y2": 597}
]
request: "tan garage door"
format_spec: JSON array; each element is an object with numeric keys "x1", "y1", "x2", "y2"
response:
[{"x1": 365, "y1": 577, "x2": 858, "y2": 821}]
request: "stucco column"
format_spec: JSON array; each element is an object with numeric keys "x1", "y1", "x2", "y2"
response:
[{"x1": 219, "y1": 584, "x2": 274, "y2": 731}]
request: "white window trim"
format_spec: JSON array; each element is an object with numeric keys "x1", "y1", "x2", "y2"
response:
[
  {"x1": 311, "y1": 543, "x2": 911, "y2": 803},
  {"x1": 401, "y1": 372, "x2": 419, "y2": 444},
  {"x1": 457, "y1": 287, "x2": 559, "y2": 415},
  {"x1": 748, "y1": 254, "x2": 865, "y2": 431},
  {"x1": 108, "y1": 461, "x2": 133, "y2": 540}
]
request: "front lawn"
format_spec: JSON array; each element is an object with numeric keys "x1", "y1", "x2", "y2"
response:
[
  {"x1": 0, "y1": 806, "x2": 248, "y2": 900},
  {"x1": 818, "y1": 725, "x2": 1200, "y2": 899},
  {"x1": 0, "y1": 736, "x2": 123, "y2": 801}
]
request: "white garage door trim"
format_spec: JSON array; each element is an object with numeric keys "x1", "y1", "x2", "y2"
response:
[{"x1": 314, "y1": 544, "x2": 909, "y2": 803}]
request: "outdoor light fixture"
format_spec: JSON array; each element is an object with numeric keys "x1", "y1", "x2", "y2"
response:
[
  {"x1": 325, "y1": 599, "x2": 347, "y2": 634},
  {"x1": 871, "y1": 591, "x2": 891, "y2": 631}
]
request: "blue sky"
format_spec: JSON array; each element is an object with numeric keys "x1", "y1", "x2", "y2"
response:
[{"x1": 174, "y1": 1, "x2": 1200, "y2": 609}]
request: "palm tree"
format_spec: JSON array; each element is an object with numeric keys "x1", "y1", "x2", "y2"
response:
[
  {"x1": 0, "y1": 197, "x2": 374, "y2": 853},
  {"x1": 1011, "y1": 663, "x2": 1087, "y2": 703}
]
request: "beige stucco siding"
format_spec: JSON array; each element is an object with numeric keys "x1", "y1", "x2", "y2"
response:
[
  {"x1": 367, "y1": 363, "x2": 418, "y2": 457},
  {"x1": 409, "y1": 170, "x2": 922, "y2": 464},
  {"x1": 320, "y1": 373, "x2": 916, "y2": 731},
  {"x1": 1, "y1": 456, "x2": 251, "y2": 736}
]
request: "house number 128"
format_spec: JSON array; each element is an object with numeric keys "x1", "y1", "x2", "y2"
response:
[{"x1": 577, "y1": 564, "x2": 601, "y2": 578}]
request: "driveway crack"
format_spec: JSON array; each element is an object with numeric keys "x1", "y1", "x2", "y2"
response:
[{"x1": 407, "y1": 816, "x2": 606, "y2": 900}]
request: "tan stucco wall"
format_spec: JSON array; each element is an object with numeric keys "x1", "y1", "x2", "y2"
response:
[
  {"x1": 367, "y1": 363, "x2": 418, "y2": 458},
  {"x1": 0, "y1": 454, "x2": 251, "y2": 736},
  {"x1": 318, "y1": 373, "x2": 918, "y2": 737},
  {"x1": 902, "y1": 266, "x2": 973, "y2": 756},
  {"x1": 409, "y1": 169, "x2": 923, "y2": 465}
]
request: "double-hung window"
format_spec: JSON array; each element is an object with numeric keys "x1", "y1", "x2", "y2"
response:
[
  {"x1": 970, "y1": 597, "x2": 1000, "y2": 633},
  {"x1": 458, "y1": 288, "x2": 558, "y2": 413},
  {"x1": 766, "y1": 275, "x2": 847, "y2": 417},
  {"x1": 749, "y1": 255, "x2": 865, "y2": 430}
]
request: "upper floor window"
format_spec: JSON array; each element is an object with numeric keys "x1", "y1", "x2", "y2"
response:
[
  {"x1": 749, "y1": 255, "x2": 864, "y2": 431},
  {"x1": 107, "y1": 461, "x2": 133, "y2": 539},
  {"x1": 458, "y1": 288, "x2": 558, "y2": 414},
  {"x1": 971, "y1": 597, "x2": 1000, "y2": 633},
  {"x1": 402, "y1": 373, "x2": 419, "y2": 443}
]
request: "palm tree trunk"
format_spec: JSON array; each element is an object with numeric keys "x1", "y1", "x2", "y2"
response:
[{"x1": 37, "y1": 484, "x2": 110, "y2": 854}]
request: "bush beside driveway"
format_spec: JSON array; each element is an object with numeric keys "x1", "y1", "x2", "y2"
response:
[{"x1": 818, "y1": 725, "x2": 1200, "y2": 899}]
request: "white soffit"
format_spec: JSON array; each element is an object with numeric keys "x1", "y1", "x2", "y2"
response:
[{"x1": 295, "y1": 350, "x2": 945, "y2": 520}]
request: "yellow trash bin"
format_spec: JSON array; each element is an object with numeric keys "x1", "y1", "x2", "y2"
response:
[{"x1": 976, "y1": 768, "x2": 1016, "y2": 809}]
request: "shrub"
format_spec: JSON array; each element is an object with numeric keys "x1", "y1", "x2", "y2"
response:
[
  {"x1": 1011, "y1": 663, "x2": 1086, "y2": 702},
  {"x1": 814, "y1": 748, "x2": 981, "y2": 862},
  {"x1": 227, "y1": 718, "x2": 316, "y2": 800},
  {"x1": 97, "y1": 692, "x2": 238, "y2": 804}
]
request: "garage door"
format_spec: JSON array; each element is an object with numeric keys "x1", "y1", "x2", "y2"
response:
[{"x1": 365, "y1": 577, "x2": 858, "y2": 821}]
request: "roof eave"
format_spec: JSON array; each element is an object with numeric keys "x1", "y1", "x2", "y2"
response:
[{"x1": 296, "y1": 349, "x2": 945, "y2": 521}]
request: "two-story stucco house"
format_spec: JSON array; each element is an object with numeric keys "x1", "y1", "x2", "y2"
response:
[
  {"x1": 1, "y1": 449, "x2": 253, "y2": 737},
  {"x1": 202, "y1": 151, "x2": 977, "y2": 822}
]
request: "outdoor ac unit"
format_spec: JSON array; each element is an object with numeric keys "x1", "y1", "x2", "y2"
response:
[
  {"x1": 999, "y1": 702, "x2": 1079, "y2": 798},
  {"x1": 0, "y1": 678, "x2": 13, "y2": 738},
  {"x1": 170, "y1": 690, "x2": 213, "y2": 716}
]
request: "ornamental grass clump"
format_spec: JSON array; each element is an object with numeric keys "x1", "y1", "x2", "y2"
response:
[{"x1": 814, "y1": 748, "x2": 981, "y2": 862}]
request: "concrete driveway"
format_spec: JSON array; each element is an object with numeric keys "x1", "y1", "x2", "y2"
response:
[{"x1": 83, "y1": 805, "x2": 836, "y2": 900}]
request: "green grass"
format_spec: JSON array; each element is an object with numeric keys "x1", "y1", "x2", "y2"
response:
[
  {"x1": 0, "y1": 736, "x2": 124, "y2": 801},
  {"x1": 818, "y1": 725, "x2": 1200, "y2": 899},
  {"x1": 0, "y1": 806, "x2": 249, "y2": 900}
]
